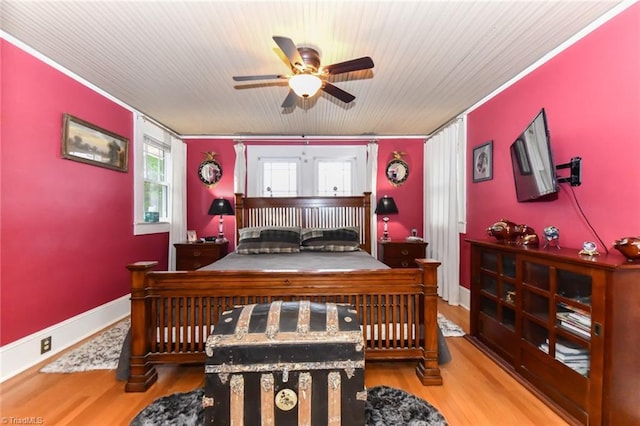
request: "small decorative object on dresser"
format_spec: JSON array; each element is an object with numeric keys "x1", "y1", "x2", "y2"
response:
[
  {"x1": 186, "y1": 230, "x2": 198, "y2": 243},
  {"x1": 378, "y1": 240, "x2": 427, "y2": 268},
  {"x1": 487, "y1": 219, "x2": 518, "y2": 243},
  {"x1": 513, "y1": 224, "x2": 539, "y2": 246},
  {"x1": 579, "y1": 241, "x2": 599, "y2": 256},
  {"x1": 543, "y1": 225, "x2": 560, "y2": 249},
  {"x1": 174, "y1": 240, "x2": 229, "y2": 270},
  {"x1": 612, "y1": 236, "x2": 640, "y2": 261}
]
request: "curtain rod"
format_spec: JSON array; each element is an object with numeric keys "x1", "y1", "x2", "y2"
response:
[{"x1": 182, "y1": 134, "x2": 427, "y2": 141}]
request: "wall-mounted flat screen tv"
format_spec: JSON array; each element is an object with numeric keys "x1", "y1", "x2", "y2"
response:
[{"x1": 510, "y1": 108, "x2": 559, "y2": 202}]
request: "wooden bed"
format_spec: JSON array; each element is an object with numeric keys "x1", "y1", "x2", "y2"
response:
[{"x1": 125, "y1": 193, "x2": 442, "y2": 392}]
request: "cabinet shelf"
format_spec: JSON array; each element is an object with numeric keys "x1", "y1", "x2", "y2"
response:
[
  {"x1": 522, "y1": 283, "x2": 549, "y2": 297},
  {"x1": 468, "y1": 239, "x2": 640, "y2": 425}
]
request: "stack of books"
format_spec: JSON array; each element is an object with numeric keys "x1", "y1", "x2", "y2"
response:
[
  {"x1": 539, "y1": 339, "x2": 590, "y2": 376},
  {"x1": 556, "y1": 303, "x2": 591, "y2": 339}
]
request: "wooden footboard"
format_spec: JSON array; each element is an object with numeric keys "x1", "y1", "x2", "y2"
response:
[{"x1": 125, "y1": 259, "x2": 441, "y2": 392}]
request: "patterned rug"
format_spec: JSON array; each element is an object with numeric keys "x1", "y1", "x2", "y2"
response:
[
  {"x1": 437, "y1": 313, "x2": 465, "y2": 337},
  {"x1": 130, "y1": 385, "x2": 448, "y2": 426},
  {"x1": 41, "y1": 314, "x2": 463, "y2": 374},
  {"x1": 39, "y1": 318, "x2": 130, "y2": 373}
]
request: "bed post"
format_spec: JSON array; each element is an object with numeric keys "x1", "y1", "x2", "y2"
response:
[
  {"x1": 234, "y1": 193, "x2": 244, "y2": 243},
  {"x1": 362, "y1": 191, "x2": 372, "y2": 254},
  {"x1": 125, "y1": 261, "x2": 159, "y2": 392},
  {"x1": 415, "y1": 259, "x2": 443, "y2": 385}
]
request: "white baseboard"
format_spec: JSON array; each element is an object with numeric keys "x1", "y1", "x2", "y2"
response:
[
  {"x1": 459, "y1": 285, "x2": 470, "y2": 311},
  {"x1": 0, "y1": 294, "x2": 131, "y2": 382}
]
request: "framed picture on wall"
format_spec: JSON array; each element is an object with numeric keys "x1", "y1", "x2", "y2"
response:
[
  {"x1": 472, "y1": 141, "x2": 493, "y2": 183},
  {"x1": 61, "y1": 114, "x2": 129, "y2": 172}
]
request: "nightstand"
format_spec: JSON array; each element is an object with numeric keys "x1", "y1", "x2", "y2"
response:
[
  {"x1": 378, "y1": 240, "x2": 428, "y2": 268},
  {"x1": 174, "y1": 241, "x2": 229, "y2": 270}
]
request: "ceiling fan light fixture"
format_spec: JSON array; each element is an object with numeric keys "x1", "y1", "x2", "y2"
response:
[{"x1": 289, "y1": 74, "x2": 322, "y2": 98}]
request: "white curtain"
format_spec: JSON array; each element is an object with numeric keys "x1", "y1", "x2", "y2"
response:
[
  {"x1": 424, "y1": 119, "x2": 466, "y2": 305},
  {"x1": 234, "y1": 141, "x2": 246, "y2": 195},
  {"x1": 168, "y1": 136, "x2": 187, "y2": 271},
  {"x1": 367, "y1": 140, "x2": 379, "y2": 253}
]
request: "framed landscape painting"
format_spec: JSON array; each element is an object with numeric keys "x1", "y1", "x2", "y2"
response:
[{"x1": 61, "y1": 114, "x2": 129, "y2": 172}]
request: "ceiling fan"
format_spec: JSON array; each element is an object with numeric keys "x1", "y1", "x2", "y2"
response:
[{"x1": 233, "y1": 36, "x2": 374, "y2": 108}]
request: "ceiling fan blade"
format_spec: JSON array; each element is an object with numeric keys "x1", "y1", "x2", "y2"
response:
[
  {"x1": 233, "y1": 74, "x2": 286, "y2": 81},
  {"x1": 322, "y1": 82, "x2": 356, "y2": 103},
  {"x1": 281, "y1": 89, "x2": 297, "y2": 108},
  {"x1": 273, "y1": 36, "x2": 305, "y2": 70},
  {"x1": 324, "y1": 57, "x2": 374, "y2": 75}
]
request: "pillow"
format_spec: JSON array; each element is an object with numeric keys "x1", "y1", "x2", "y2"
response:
[
  {"x1": 300, "y1": 227, "x2": 360, "y2": 252},
  {"x1": 236, "y1": 227, "x2": 301, "y2": 254}
]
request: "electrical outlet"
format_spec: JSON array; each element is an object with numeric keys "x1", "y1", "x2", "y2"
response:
[{"x1": 41, "y1": 336, "x2": 52, "y2": 354}]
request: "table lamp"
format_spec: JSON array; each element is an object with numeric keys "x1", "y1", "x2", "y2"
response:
[
  {"x1": 375, "y1": 196, "x2": 399, "y2": 241},
  {"x1": 208, "y1": 198, "x2": 234, "y2": 242}
]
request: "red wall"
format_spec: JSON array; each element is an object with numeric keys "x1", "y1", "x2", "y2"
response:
[
  {"x1": 184, "y1": 138, "x2": 425, "y2": 247},
  {"x1": 463, "y1": 3, "x2": 640, "y2": 288},
  {"x1": 1, "y1": 41, "x2": 168, "y2": 345}
]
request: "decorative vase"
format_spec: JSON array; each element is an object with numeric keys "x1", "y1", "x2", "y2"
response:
[{"x1": 613, "y1": 237, "x2": 640, "y2": 261}]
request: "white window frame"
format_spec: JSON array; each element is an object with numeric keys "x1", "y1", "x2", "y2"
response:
[
  {"x1": 247, "y1": 145, "x2": 366, "y2": 196},
  {"x1": 133, "y1": 115, "x2": 172, "y2": 235}
]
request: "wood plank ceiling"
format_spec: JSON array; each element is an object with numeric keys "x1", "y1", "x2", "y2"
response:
[{"x1": 1, "y1": 1, "x2": 625, "y2": 137}]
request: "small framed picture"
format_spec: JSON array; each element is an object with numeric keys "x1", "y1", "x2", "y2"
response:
[
  {"x1": 186, "y1": 230, "x2": 198, "y2": 242},
  {"x1": 472, "y1": 141, "x2": 493, "y2": 183}
]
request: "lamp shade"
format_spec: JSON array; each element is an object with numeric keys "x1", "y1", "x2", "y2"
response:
[
  {"x1": 208, "y1": 198, "x2": 234, "y2": 216},
  {"x1": 289, "y1": 74, "x2": 322, "y2": 98},
  {"x1": 375, "y1": 196, "x2": 399, "y2": 215}
]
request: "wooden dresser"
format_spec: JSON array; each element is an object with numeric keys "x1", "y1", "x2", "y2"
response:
[
  {"x1": 467, "y1": 239, "x2": 640, "y2": 425},
  {"x1": 377, "y1": 240, "x2": 427, "y2": 268},
  {"x1": 174, "y1": 241, "x2": 229, "y2": 270}
]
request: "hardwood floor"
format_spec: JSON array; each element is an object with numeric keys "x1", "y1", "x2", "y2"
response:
[{"x1": 0, "y1": 300, "x2": 569, "y2": 425}]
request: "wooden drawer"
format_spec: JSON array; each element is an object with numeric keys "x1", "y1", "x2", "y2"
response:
[
  {"x1": 378, "y1": 241, "x2": 427, "y2": 268},
  {"x1": 174, "y1": 241, "x2": 228, "y2": 270}
]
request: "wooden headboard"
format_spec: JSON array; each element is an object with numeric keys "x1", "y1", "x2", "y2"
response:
[{"x1": 234, "y1": 192, "x2": 373, "y2": 253}]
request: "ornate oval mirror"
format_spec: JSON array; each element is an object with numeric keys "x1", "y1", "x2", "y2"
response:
[
  {"x1": 198, "y1": 152, "x2": 222, "y2": 186},
  {"x1": 386, "y1": 151, "x2": 409, "y2": 186}
]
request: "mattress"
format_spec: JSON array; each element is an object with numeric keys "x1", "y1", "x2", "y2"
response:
[{"x1": 200, "y1": 249, "x2": 390, "y2": 271}]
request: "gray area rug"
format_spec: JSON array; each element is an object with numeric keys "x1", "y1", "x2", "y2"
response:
[
  {"x1": 41, "y1": 314, "x2": 463, "y2": 375},
  {"x1": 130, "y1": 385, "x2": 448, "y2": 426},
  {"x1": 40, "y1": 318, "x2": 130, "y2": 373}
]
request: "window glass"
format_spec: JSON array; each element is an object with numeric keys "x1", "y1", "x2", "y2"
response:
[
  {"x1": 142, "y1": 136, "x2": 169, "y2": 221},
  {"x1": 262, "y1": 161, "x2": 298, "y2": 196},
  {"x1": 317, "y1": 160, "x2": 352, "y2": 196}
]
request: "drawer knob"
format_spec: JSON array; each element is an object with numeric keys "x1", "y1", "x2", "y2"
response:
[
  {"x1": 193, "y1": 263, "x2": 201, "y2": 269},
  {"x1": 401, "y1": 249, "x2": 409, "y2": 255},
  {"x1": 401, "y1": 260, "x2": 409, "y2": 267},
  {"x1": 193, "y1": 251, "x2": 201, "y2": 257}
]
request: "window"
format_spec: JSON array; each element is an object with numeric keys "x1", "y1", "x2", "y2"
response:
[
  {"x1": 143, "y1": 136, "x2": 169, "y2": 221},
  {"x1": 247, "y1": 145, "x2": 366, "y2": 197},
  {"x1": 134, "y1": 115, "x2": 173, "y2": 235},
  {"x1": 316, "y1": 160, "x2": 353, "y2": 196},
  {"x1": 260, "y1": 160, "x2": 299, "y2": 197}
]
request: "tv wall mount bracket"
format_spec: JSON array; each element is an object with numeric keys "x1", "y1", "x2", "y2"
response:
[{"x1": 556, "y1": 156, "x2": 582, "y2": 186}]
